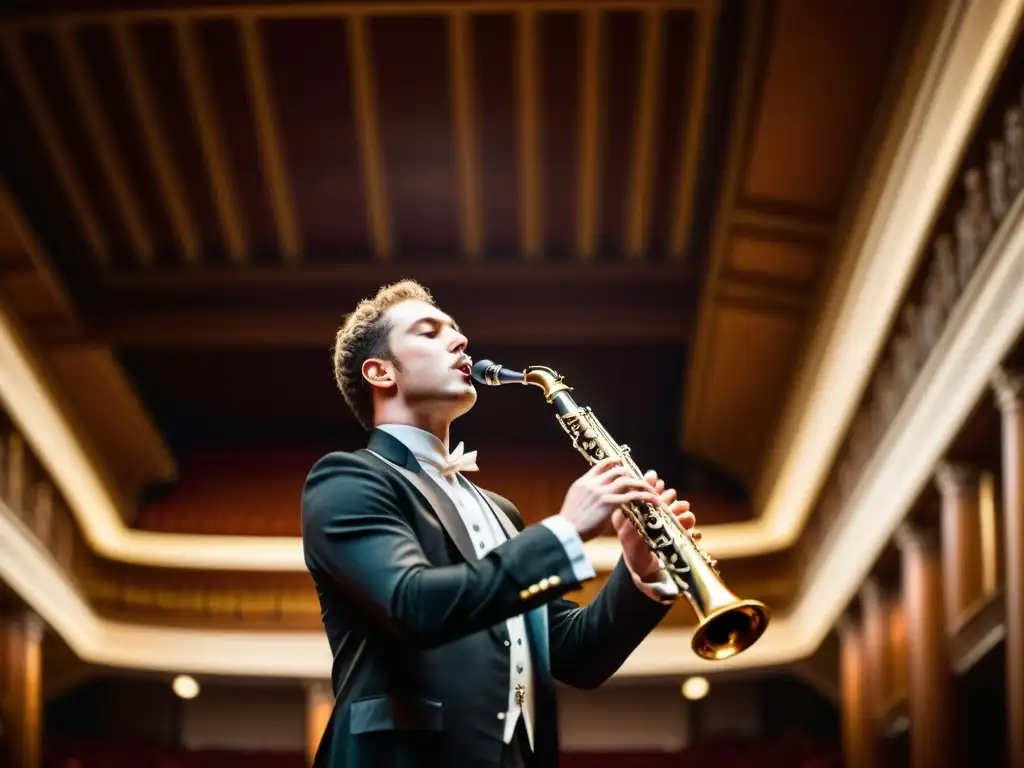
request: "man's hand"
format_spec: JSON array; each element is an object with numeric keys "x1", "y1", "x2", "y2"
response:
[
  {"x1": 558, "y1": 458, "x2": 660, "y2": 541},
  {"x1": 612, "y1": 469, "x2": 697, "y2": 586}
]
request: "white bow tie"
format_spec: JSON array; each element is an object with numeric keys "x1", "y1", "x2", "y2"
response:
[{"x1": 420, "y1": 442, "x2": 479, "y2": 479}]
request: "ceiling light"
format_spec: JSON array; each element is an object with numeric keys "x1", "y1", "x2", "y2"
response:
[
  {"x1": 681, "y1": 676, "x2": 709, "y2": 700},
  {"x1": 172, "y1": 674, "x2": 199, "y2": 700}
]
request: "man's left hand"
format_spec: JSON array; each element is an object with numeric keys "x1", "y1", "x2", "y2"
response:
[{"x1": 611, "y1": 470, "x2": 697, "y2": 588}]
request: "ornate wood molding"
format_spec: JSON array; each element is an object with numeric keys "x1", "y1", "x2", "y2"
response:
[{"x1": 804, "y1": 52, "x2": 1024, "y2": 565}]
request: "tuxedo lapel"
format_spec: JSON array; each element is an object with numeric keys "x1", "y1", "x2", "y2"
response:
[
  {"x1": 364, "y1": 430, "x2": 551, "y2": 666},
  {"x1": 366, "y1": 428, "x2": 423, "y2": 473},
  {"x1": 363, "y1": 429, "x2": 478, "y2": 563}
]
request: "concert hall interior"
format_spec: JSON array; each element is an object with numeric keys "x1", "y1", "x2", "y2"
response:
[{"x1": 1, "y1": 0, "x2": 1023, "y2": 766}]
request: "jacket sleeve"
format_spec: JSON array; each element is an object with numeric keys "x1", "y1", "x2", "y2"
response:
[
  {"x1": 545, "y1": 559, "x2": 671, "y2": 689},
  {"x1": 481, "y1": 489, "x2": 670, "y2": 689},
  {"x1": 301, "y1": 452, "x2": 588, "y2": 649}
]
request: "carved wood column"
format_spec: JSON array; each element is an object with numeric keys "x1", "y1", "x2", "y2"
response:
[
  {"x1": 859, "y1": 578, "x2": 892, "y2": 727},
  {"x1": 935, "y1": 461, "x2": 984, "y2": 631},
  {"x1": 992, "y1": 367, "x2": 1024, "y2": 768},
  {"x1": 888, "y1": 594, "x2": 909, "y2": 704},
  {"x1": 838, "y1": 616, "x2": 872, "y2": 768},
  {"x1": 895, "y1": 522, "x2": 955, "y2": 768},
  {"x1": 0, "y1": 609, "x2": 44, "y2": 768},
  {"x1": 305, "y1": 680, "x2": 333, "y2": 766}
]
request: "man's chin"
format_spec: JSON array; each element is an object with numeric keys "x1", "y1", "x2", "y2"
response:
[{"x1": 448, "y1": 387, "x2": 477, "y2": 415}]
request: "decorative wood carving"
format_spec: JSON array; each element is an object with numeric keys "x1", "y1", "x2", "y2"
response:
[
  {"x1": 871, "y1": 356, "x2": 900, "y2": 441},
  {"x1": 954, "y1": 197, "x2": 982, "y2": 290},
  {"x1": 987, "y1": 139, "x2": 1009, "y2": 220},
  {"x1": 893, "y1": 329, "x2": 917, "y2": 400},
  {"x1": 810, "y1": 65, "x2": 1024, "y2": 546},
  {"x1": 963, "y1": 168, "x2": 994, "y2": 246},
  {"x1": 992, "y1": 367, "x2": 1024, "y2": 414},
  {"x1": 1006, "y1": 108, "x2": 1023, "y2": 194},
  {"x1": 900, "y1": 304, "x2": 922, "y2": 373},
  {"x1": 928, "y1": 234, "x2": 959, "y2": 332}
]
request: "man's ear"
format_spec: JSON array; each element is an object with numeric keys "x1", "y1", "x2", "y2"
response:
[{"x1": 362, "y1": 358, "x2": 395, "y2": 391}]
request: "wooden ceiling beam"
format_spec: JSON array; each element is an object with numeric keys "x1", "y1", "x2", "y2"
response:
[
  {"x1": 669, "y1": 2, "x2": 719, "y2": 258},
  {"x1": 176, "y1": 19, "x2": 249, "y2": 263},
  {"x1": 0, "y1": 186, "x2": 80, "y2": 330},
  {"x1": 66, "y1": 263, "x2": 697, "y2": 348},
  {"x1": 240, "y1": 16, "x2": 302, "y2": 263},
  {"x1": 0, "y1": 29, "x2": 109, "y2": 266},
  {"x1": 98, "y1": 261, "x2": 694, "y2": 292},
  {"x1": 449, "y1": 11, "x2": 484, "y2": 258},
  {"x1": 575, "y1": 8, "x2": 602, "y2": 260},
  {"x1": 348, "y1": 14, "x2": 392, "y2": 260},
  {"x1": 114, "y1": 22, "x2": 202, "y2": 265},
  {"x1": 625, "y1": 6, "x2": 663, "y2": 259},
  {"x1": 37, "y1": 301, "x2": 693, "y2": 348},
  {"x1": 5, "y1": 1, "x2": 712, "y2": 28},
  {"x1": 714, "y1": 277, "x2": 814, "y2": 316},
  {"x1": 55, "y1": 23, "x2": 155, "y2": 266},
  {"x1": 730, "y1": 206, "x2": 835, "y2": 242},
  {"x1": 516, "y1": 9, "x2": 542, "y2": 259}
]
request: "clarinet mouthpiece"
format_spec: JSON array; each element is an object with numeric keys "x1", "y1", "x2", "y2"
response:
[{"x1": 471, "y1": 359, "x2": 524, "y2": 386}]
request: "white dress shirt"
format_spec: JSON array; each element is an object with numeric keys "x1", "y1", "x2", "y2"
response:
[{"x1": 376, "y1": 424, "x2": 675, "y2": 748}]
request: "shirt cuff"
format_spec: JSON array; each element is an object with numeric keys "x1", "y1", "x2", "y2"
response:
[
  {"x1": 540, "y1": 516, "x2": 596, "y2": 583},
  {"x1": 632, "y1": 568, "x2": 679, "y2": 604}
]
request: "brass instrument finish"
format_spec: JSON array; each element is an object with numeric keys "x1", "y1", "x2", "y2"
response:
[{"x1": 471, "y1": 360, "x2": 770, "y2": 661}]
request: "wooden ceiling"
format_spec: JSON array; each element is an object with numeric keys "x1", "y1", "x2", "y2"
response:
[{"x1": 0, "y1": 0, "x2": 921, "y2": 542}]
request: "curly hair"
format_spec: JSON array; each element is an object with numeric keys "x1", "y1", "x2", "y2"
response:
[{"x1": 332, "y1": 279, "x2": 435, "y2": 430}]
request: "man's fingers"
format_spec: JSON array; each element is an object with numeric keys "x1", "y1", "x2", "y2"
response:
[
  {"x1": 668, "y1": 499, "x2": 690, "y2": 515},
  {"x1": 593, "y1": 465, "x2": 634, "y2": 487},
  {"x1": 604, "y1": 489, "x2": 659, "y2": 507},
  {"x1": 611, "y1": 509, "x2": 627, "y2": 532},
  {"x1": 642, "y1": 469, "x2": 667, "y2": 495},
  {"x1": 607, "y1": 474, "x2": 654, "y2": 495},
  {"x1": 589, "y1": 457, "x2": 622, "y2": 476}
]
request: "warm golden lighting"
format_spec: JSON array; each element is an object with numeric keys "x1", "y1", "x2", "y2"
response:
[
  {"x1": 0, "y1": 0, "x2": 1021, "y2": 685},
  {"x1": 979, "y1": 472, "x2": 998, "y2": 595},
  {"x1": 681, "y1": 676, "x2": 709, "y2": 701},
  {"x1": 172, "y1": 674, "x2": 200, "y2": 700}
]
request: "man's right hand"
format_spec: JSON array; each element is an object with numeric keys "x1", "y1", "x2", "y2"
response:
[{"x1": 557, "y1": 457, "x2": 659, "y2": 541}]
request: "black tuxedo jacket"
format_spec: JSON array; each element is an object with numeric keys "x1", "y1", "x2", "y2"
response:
[{"x1": 300, "y1": 428, "x2": 670, "y2": 768}]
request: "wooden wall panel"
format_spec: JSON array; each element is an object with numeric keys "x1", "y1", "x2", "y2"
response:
[
  {"x1": 740, "y1": 0, "x2": 912, "y2": 213},
  {"x1": 693, "y1": 306, "x2": 803, "y2": 481},
  {"x1": 725, "y1": 234, "x2": 820, "y2": 287}
]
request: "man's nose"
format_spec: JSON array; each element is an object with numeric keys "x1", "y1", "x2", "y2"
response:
[{"x1": 449, "y1": 331, "x2": 468, "y2": 352}]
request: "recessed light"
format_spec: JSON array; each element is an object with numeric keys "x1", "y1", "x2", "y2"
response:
[{"x1": 172, "y1": 674, "x2": 199, "y2": 700}]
